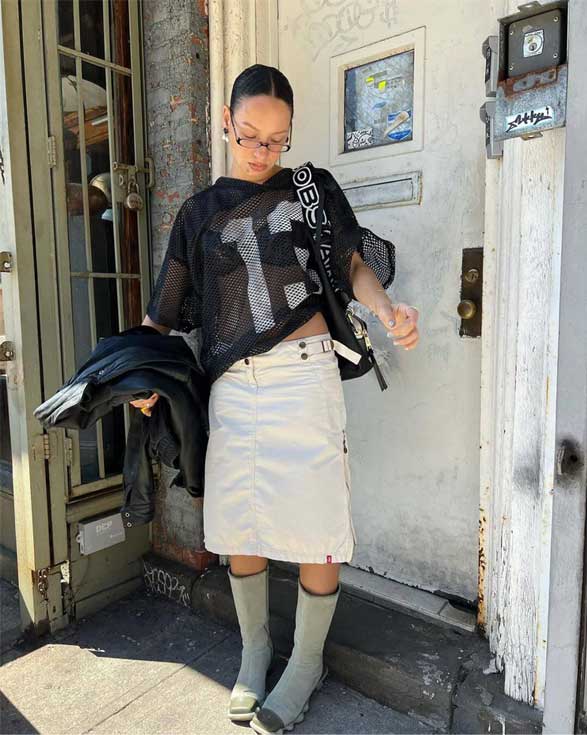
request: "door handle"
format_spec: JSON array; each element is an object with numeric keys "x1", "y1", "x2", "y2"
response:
[
  {"x1": 458, "y1": 299, "x2": 477, "y2": 319},
  {"x1": 459, "y1": 249, "x2": 483, "y2": 337}
]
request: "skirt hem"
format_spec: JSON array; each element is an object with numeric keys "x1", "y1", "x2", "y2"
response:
[{"x1": 204, "y1": 540, "x2": 355, "y2": 565}]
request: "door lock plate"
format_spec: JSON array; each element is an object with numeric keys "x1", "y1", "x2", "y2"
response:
[{"x1": 459, "y1": 248, "x2": 483, "y2": 338}]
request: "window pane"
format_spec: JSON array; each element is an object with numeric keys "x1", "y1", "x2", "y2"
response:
[
  {"x1": 103, "y1": 406, "x2": 126, "y2": 476},
  {"x1": 61, "y1": 55, "x2": 117, "y2": 274},
  {"x1": 112, "y1": 70, "x2": 140, "y2": 279},
  {"x1": 110, "y1": 0, "x2": 131, "y2": 68},
  {"x1": 80, "y1": 0, "x2": 105, "y2": 61},
  {"x1": 58, "y1": 0, "x2": 74, "y2": 49},
  {"x1": 71, "y1": 276, "x2": 93, "y2": 366},
  {"x1": 80, "y1": 425, "x2": 100, "y2": 484},
  {"x1": 344, "y1": 49, "x2": 414, "y2": 152},
  {"x1": 121, "y1": 275, "x2": 142, "y2": 331},
  {"x1": 94, "y1": 277, "x2": 119, "y2": 339}
]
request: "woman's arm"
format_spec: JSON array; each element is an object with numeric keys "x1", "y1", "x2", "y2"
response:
[
  {"x1": 349, "y1": 251, "x2": 392, "y2": 315},
  {"x1": 350, "y1": 251, "x2": 420, "y2": 351}
]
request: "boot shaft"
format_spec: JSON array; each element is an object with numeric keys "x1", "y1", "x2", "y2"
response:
[{"x1": 228, "y1": 566, "x2": 271, "y2": 649}]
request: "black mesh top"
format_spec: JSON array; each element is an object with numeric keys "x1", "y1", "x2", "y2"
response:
[{"x1": 146, "y1": 164, "x2": 395, "y2": 384}]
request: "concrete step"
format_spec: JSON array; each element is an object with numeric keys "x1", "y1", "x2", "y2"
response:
[{"x1": 144, "y1": 554, "x2": 543, "y2": 734}]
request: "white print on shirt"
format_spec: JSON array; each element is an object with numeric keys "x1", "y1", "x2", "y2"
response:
[{"x1": 218, "y1": 199, "x2": 322, "y2": 333}]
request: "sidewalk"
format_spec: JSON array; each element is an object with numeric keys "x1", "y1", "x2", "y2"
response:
[{"x1": 0, "y1": 581, "x2": 432, "y2": 735}]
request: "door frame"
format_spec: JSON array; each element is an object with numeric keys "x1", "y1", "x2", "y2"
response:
[
  {"x1": 0, "y1": 0, "x2": 64, "y2": 636},
  {"x1": 542, "y1": 3, "x2": 587, "y2": 732}
]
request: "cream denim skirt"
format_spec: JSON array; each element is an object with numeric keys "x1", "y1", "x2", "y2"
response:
[{"x1": 203, "y1": 331, "x2": 357, "y2": 564}]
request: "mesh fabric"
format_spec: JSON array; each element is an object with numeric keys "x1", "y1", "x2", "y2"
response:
[{"x1": 146, "y1": 166, "x2": 395, "y2": 384}]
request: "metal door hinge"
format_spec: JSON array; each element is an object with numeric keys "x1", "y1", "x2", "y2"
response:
[
  {"x1": 47, "y1": 136, "x2": 57, "y2": 168},
  {"x1": 32, "y1": 434, "x2": 50, "y2": 461},
  {"x1": 64, "y1": 436, "x2": 73, "y2": 467},
  {"x1": 32, "y1": 567, "x2": 50, "y2": 600},
  {"x1": 32, "y1": 434, "x2": 73, "y2": 465},
  {"x1": 33, "y1": 561, "x2": 71, "y2": 603}
]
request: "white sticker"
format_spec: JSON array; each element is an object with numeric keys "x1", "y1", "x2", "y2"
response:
[
  {"x1": 346, "y1": 127, "x2": 374, "y2": 150},
  {"x1": 506, "y1": 105, "x2": 553, "y2": 133}
]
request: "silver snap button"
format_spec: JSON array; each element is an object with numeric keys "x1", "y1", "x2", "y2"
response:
[
  {"x1": 126, "y1": 522, "x2": 132, "y2": 527},
  {"x1": 301, "y1": 353, "x2": 308, "y2": 360},
  {"x1": 299, "y1": 341, "x2": 306, "y2": 348},
  {"x1": 125, "y1": 512, "x2": 130, "y2": 517}
]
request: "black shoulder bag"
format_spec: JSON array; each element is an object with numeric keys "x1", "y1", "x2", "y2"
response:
[{"x1": 292, "y1": 162, "x2": 388, "y2": 391}]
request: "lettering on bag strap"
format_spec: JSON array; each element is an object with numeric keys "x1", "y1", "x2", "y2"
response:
[{"x1": 292, "y1": 163, "x2": 336, "y2": 288}]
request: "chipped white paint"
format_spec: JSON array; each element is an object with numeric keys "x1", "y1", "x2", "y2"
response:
[{"x1": 479, "y1": 0, "x2": 566, "y2": 709}]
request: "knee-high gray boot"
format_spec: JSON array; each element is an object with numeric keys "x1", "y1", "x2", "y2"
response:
[
  {"x1": 250, "y1": 579, "x2": 340, "y2": 734},
  {"x1": 227, "y1": 566, "x2": 274, "y2": 721}
]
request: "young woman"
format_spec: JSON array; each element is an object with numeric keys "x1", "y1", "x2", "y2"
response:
[{"x1": 132, "y1": 64, "x2": 419, "y2": 734}]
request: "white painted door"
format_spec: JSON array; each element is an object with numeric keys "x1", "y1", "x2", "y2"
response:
[{"x1": 274, "y1": 0, "x2": 496, "y2": 603}]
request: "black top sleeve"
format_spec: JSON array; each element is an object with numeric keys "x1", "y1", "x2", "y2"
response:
[
  {"x1": 146, "y1": 197, "x2": 202, "y2": 333},
  {"x1": 319, "y1": 168, "x2": 396, "y2": 300}
]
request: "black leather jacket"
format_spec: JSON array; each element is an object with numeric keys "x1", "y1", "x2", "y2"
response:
[{"x1": 33, "y1": 326, "x2": 210, "y2": 528}]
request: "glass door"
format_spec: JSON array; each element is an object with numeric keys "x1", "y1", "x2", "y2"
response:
[{"x1": 43, "y1": 0, "x2": 151, "y2": 496}]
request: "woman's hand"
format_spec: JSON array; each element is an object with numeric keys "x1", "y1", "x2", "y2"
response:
[
  {"x1": 130, "y1": 392, "x2": 160, "y2": 417},
  {"x1": 374, "y1": 299, "x2": 420, "y2": 351}
]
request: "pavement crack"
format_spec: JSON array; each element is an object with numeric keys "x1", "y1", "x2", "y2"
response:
[{"x1": 82, "y1": 630, "x2": 234, "y2": 733}]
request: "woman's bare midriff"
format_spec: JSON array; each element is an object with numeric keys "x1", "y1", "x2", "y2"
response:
[{"x1": 282, "y1": 311, "x2": 330, "y2": 341}]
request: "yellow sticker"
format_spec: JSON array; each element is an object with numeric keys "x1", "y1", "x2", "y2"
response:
[
  {"x1": 365, "y1": 76, "x2": 374, "y2": 85},
  {"x1": 378, "y1": 80, "x2": 387, "y2": 90}
]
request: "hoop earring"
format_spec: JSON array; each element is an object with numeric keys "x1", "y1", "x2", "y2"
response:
[{"x1": 222, "y1": 127, "x2": 229, "y2": 143}]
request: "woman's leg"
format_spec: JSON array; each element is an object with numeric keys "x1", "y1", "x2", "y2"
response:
[
  {"x1": 227, "y1": 554, "x2": 273, "y2": 721},
  {"x1": 299, "y1": 562, "x2": 340, "y2": 594},
  {"x1": 250, "y1": 561, "x2": 341, "y2": 734},
  {"x1": 230, "y1": 554, "x2": 268, "y2": 576}
]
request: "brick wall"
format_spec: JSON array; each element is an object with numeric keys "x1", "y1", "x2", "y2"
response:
[{"x1": 142, "y1": 0, "x2": 214, "y2": 571}]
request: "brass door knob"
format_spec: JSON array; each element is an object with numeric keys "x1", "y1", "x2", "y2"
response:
[{"x1": 458, "y1": 299, "x2": 477, "y2": 319}]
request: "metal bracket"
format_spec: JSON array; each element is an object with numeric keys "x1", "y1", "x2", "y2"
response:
[
  {"x1": 33, "y1": 562, "x2": 72, "y2": 603},
  {"x1": 32, "y1": 567, "x2": 50, "y2": 601},
  {"x1": 482, "y1": 35, "x2": 499, "y2": 97},
  {"x1": 0, "y1": 341, "x2": 14, "y2": 361},
  {"x1": 0, "y1": 251, "x2": 12, "y2": 273},
  {"x1": 113, "y1": 157, "x2": 155, "y2": 190},
  {"x1": 480, "y1": 100, "x2": 504, "y2": 158}
]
